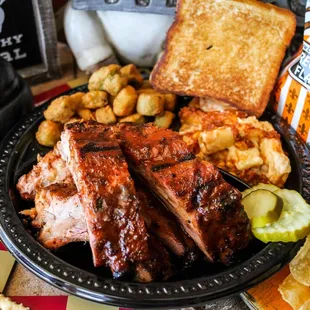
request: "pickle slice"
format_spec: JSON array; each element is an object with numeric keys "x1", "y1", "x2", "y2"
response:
[
  {"x1": 242, "y1": 183, "x2": 279, "y2": 198},
  {"x1": 242, "y1": 189, "x2": 283, "y2": 228},
  {"x1": 253, "y1": 190, "x2": 310, "y2": 243}
]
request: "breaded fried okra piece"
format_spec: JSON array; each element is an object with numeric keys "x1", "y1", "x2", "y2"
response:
[
  {"x1": 44, "y1": 96, "x2": 75, "y2": 124},
  {"x1": 95, "y1": 106, "x2": 117, "y2": 124},
  {"x1": 154, "y1": 111, "x2": 175, "y2": 129},
  {"x1": 88, "y1": 64, "x2": 121, "y2": 91},
  {"x1": 77, "y1": 109, "x2": 95, "y2": 121},
  {"x1": 120, "y1": 64, "x2": 144, "y2": 88},
  {"x1": 102, "y1": 74, "x2": 128, "y2": 96},
  {"x1": 113, "y1": 86, "x2": 138, "y2": 117},
  {"x1": 36, "y1": 120, "x2": 63, "y2": 147},
  {"x1": 88, "y1": 64, "x2": 128, "y2": 96},
  {"x1": 119, "y1": 113, "x2": 146, "y2": 124},
  {"x1": 163, "y1": 94, "x2": 176, "y2": 112},
  {"x1": 81, "y1": 91, "x2": 108, "y2": 109},
  {"x1": 69, "y1": 92, "x2": 85, "y2": 110},
  {"x1": 136, "y1": 93, "x2": 164, "y2": 116}
]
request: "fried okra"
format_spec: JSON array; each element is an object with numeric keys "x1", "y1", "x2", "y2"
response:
[
  {"x1": 88, "y1": 64, "x2": 128, "y2": 96},
  {"x1": 35, "y1": 120, "x2": 63, "y2": 147},
  {"x1": 95, "y1": 106, "x2": 117, "y2": 124},
  {"x1": 136, "y1": 93, "x2": 164, "y2": 116},
  {"x1": 82, "y1": 91, "x2": 108, "y2": 109},
  {"x1": 88, "y1": 64, "x2": 121, "y2": 91},
  {"x1": 113, "y1": 86, "x2": 138, "y2": 117},
  {"x1": 69, "y1": 92, "x2": 84, "y2": 110},
  {"x1": 163, "y1": 94, "x2": 176, "y2": 111},
  {"x1": 38, "y1": 64, "x2": 176, "y2": 148},
  {"x1": 102, "y1": 74, "x2": 128, "y2": 96},
  {"x1": 155, "y1": 111, "x2": 175, "y2": 129},
  {"x1": 119, "y1": 113, "x2": 145, "y2": 124},
  {"x1": 77, "y1": 109, "x2": 95, "y2": 121},
  {"x1": 44, "y1": 96, "x2": 76, "y2": 124},
  {"x1": 120, "y1": 64, "x2": 144, "y2": 88}
]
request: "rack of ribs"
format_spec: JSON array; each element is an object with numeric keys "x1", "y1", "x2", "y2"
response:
[
  {"x1": 17, "y1": 120, "x2": 251, "y2": 280},
  {"x1": 21, "y1": 182, "x2": 197, "y2": 260},
  {"x1": 116, "y1": 123, "x2": 251, "y2": 265},
  {"x1": 21, "y1": 184, "x2": 173, "y2": 282},
  {"x1": 17, "y1": 139, "x2": 199, "y2": 267},
  {"x1": 58, "y1": 122, "x2": 150, "y2": 276}
]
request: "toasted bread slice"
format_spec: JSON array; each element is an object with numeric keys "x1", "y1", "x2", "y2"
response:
[{"x1": 150, "y1": 0, "x2": 296, "y2": 117}]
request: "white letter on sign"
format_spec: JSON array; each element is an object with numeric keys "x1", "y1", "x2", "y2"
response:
[
  {"x1": 13, "y1": 48, "x2": 26, "y2": 60},
  {"x1": 0, "y1": 51, "x2": 13, "y2": 62},
  {"x1": 12, "y1": 34, "x2": 23, "y2": 44},
  {"x1": 0, "y1": 37, "x2": 12, "y2": 47}
]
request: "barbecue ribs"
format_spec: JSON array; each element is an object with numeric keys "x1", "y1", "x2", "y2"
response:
[
  {"x1": 116, "y1": 123, "x2": 251, "y2": 264},
  {"x1": 17, "y1": 120, "x2": 251, "y2": 280},
  {"x1": 20, "y1": 184, "x2": 88, "y2": 249},
  {"x1": 136, "y1": 184, "x2": 200, "y2": 263},
  {"x1": 21, "y1": 184, "x2": 173, "y2": 282},
  {"x1": 20, "y1": 161, "x2": 198, "y2": 263},
  {"x1": 20, "y1": 184, "x2": 174, "y2": 282},
  {"x1": 17, "y1": 148, "x2": 72, "y2": 200},
  {"x1": 58, "y1": 122, "x2": 150, "y2": 276},
  {"x1": 18, "y1": 135, "x2": 198, "y2": 264}
]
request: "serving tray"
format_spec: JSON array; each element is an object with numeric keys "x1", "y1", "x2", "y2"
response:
[{"x1": 0, "y1": 85, "x2": 309, "y2": 309}]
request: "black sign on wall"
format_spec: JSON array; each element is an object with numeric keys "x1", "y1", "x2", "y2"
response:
[
  {"x1": 0, "y1": 0, "x2": 60, "y2": 84},
  {"x1": 0, "y1": 0, "x2": 42, "y2": 70}
]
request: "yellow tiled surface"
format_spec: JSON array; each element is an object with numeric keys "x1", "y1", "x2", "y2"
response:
[
  {"x1": 0, "y1": 251, "x2": 15, "y2": 293},
  {"x1": 67, "y1": 296, "x2": 119, "y2": 310}
]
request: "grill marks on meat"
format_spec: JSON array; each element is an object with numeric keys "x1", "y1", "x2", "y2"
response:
[
  {"x1": 58, "y1": 122, "x2": 149, "y2": 276},
  {"x1": 20, "y1": 184, "x2": 88, "y2": 249},
  {"x1": 136, "y1": 184, "x2": 199, "y2": 263},
  {"x1": 17, "y1": 120, "x2": 251, "y2": 280},
  {"x1": 17, "y1": 147, "x2": 72, "y2": 200},
  {"x1": 116, "y1": 123, "x2": 251, "y2": 264}
]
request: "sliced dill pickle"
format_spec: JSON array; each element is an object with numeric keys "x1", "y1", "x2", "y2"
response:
[
  {"x1": 253, "y1": 190, "x2": 310, "y2": 243},
  {"x1": 242, "y1": 189, "x2": 283, "y2": 228},
  {"x1": 242, "y1": 183, "x2": 279, "y2": 198}
]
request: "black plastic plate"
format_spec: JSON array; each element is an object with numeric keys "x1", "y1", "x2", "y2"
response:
[{"x1": 0, "y1": 85, "x2": 309, "y2": 309}]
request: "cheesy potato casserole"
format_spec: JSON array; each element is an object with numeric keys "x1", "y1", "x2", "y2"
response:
[{"x1": 179, "y1": 107, "x2": 291, "y2": 187}]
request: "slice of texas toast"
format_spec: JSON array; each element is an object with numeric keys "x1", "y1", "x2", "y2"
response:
[{"x1": 150, "y1": 0, "x2": 296, "y2": 117}]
